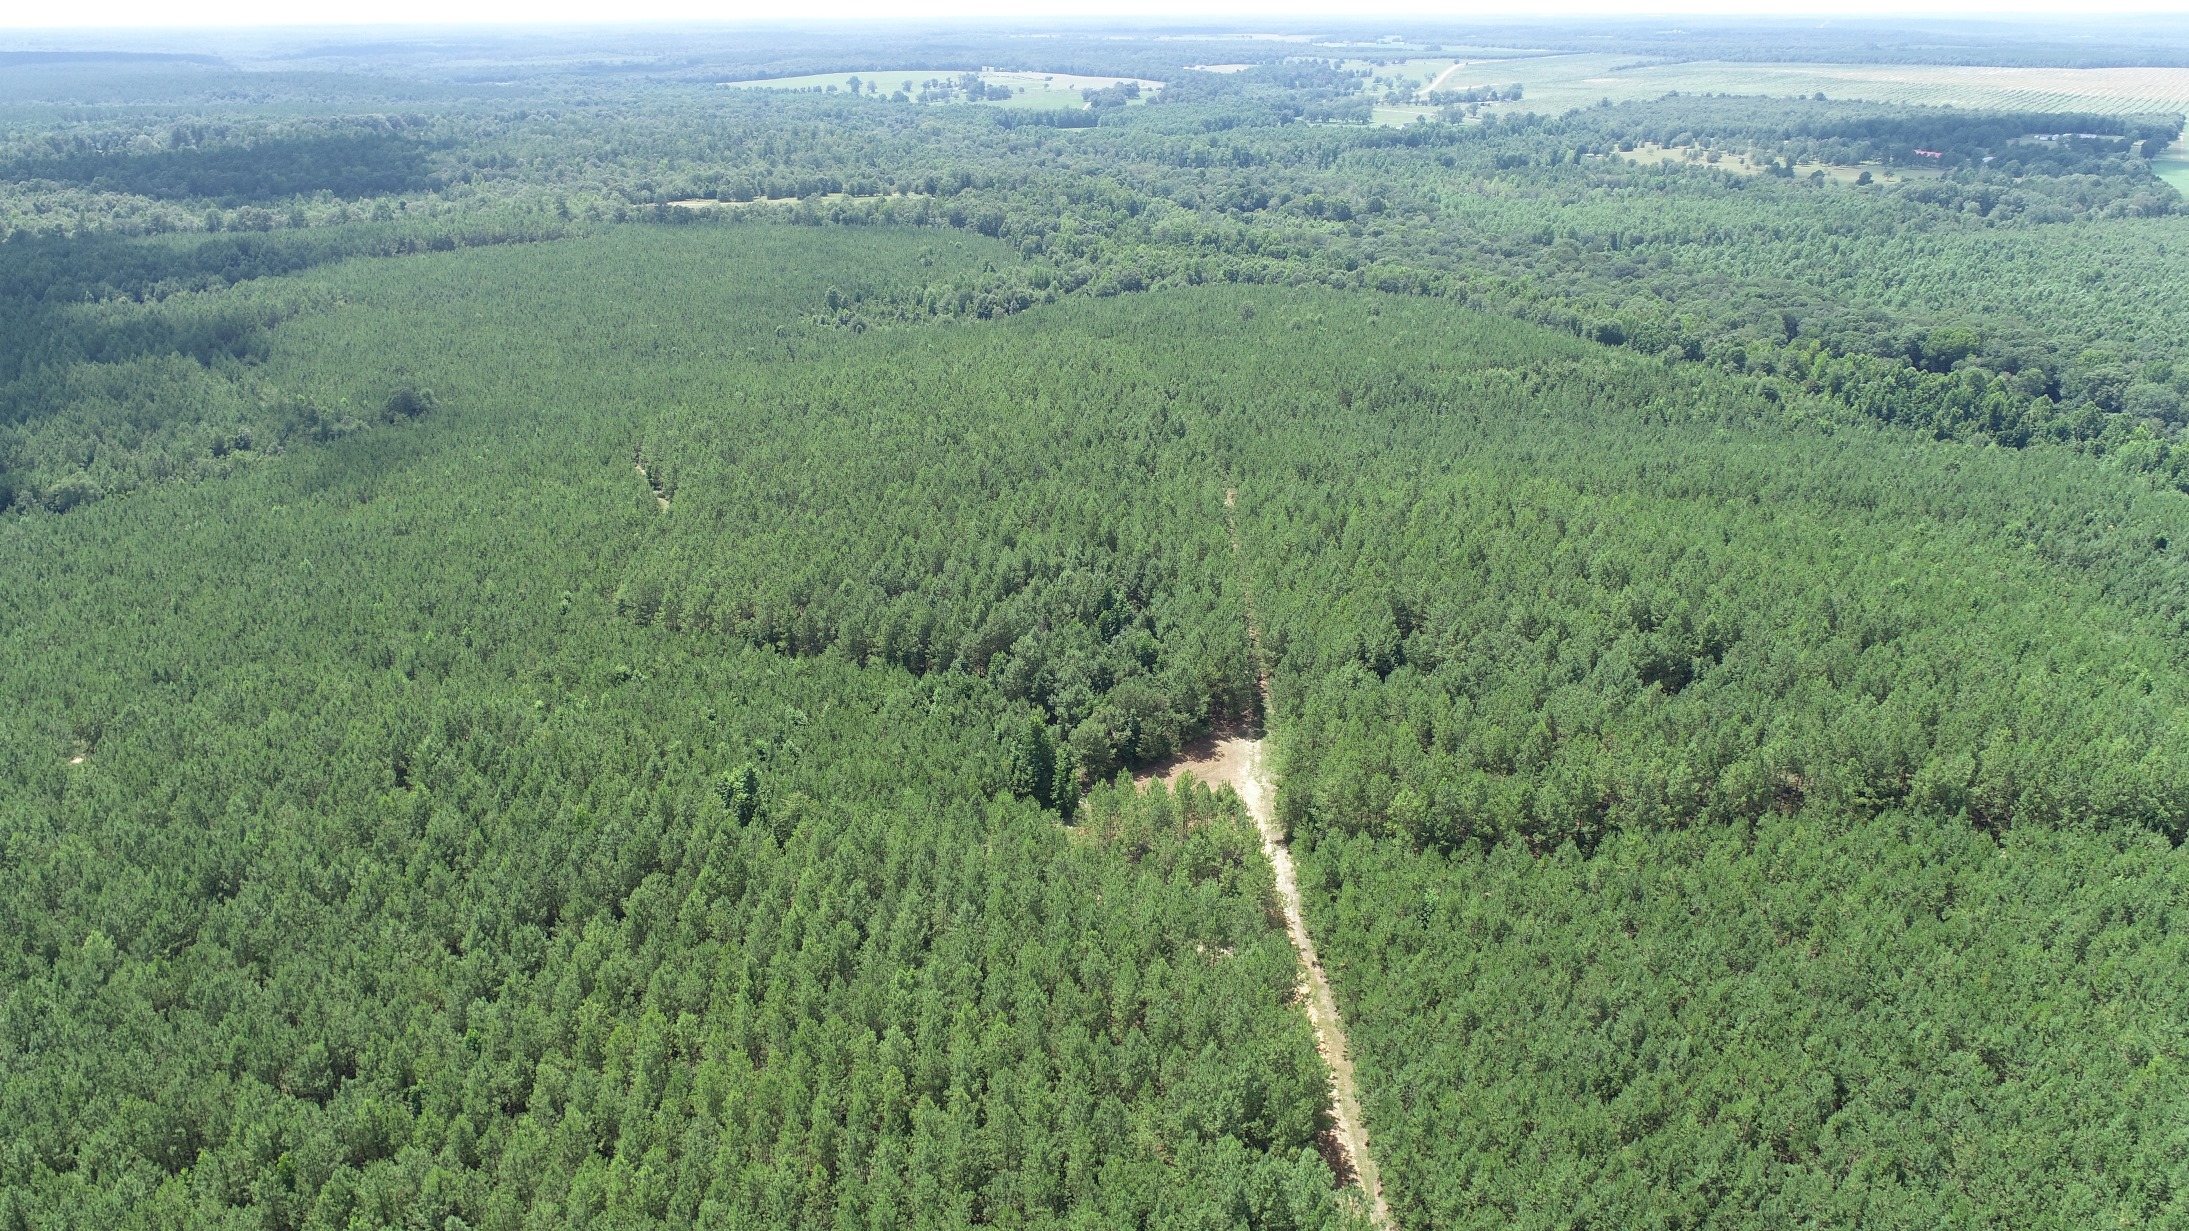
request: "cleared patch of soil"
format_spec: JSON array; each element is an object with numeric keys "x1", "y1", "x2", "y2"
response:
[{"x1": 1133, "y1": 723, "x2": 1262, "y2": 800}]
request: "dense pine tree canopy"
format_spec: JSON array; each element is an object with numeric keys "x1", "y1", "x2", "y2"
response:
[{"x1": 5, "y1": 19, "x2": 2189, "y2": 1230}]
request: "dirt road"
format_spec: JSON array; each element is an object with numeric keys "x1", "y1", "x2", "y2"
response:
[
  {"x1": 633, "y1": 446, "x2": 670, "y2": 508},
  {"x1": 1140, "y1": 491, "x2": 1392, "y2": 1226},
  {"x1": 1420, "y1": 61, "x2": 1482, "y2": 99}
]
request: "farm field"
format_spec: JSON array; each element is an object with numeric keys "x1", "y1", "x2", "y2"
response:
[
  {"x1": 1421, "y1": 59, "x2": 1535, "y2": 97},
  {"x1": 1355, "y1": 58, "x2": 1456, "y2": 96},
  {"x1": 718, "y1": 68, "x2": 934, "y2": 92},
  {"x1": 1430, "y1": 52, "x2": 1655, "y2": 112},
  {"x1": 1563, "y1": 60, "x2": 2189, "y2": 116}
]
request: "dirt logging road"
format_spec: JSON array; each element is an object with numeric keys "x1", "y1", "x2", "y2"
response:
[{"x1": 1144, "y1": 490, "x2": 1393, "y2": 1227}]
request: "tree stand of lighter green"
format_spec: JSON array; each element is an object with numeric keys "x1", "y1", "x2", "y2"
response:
[{"x1": 1225, "y1": 489, "x2": 1393, "y2": 1229}]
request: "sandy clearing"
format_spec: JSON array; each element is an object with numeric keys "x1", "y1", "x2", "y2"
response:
[{"x1": 1135, "y1": 727, "x2": 1261, "y2": 799}]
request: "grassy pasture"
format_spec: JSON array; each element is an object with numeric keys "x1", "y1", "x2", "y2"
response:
[
  {"x1": 1474, "y1": 59, "x2": 2189, "y2": 117},
  {"x1": 1425, "y1": 53, "x2": 1654, "y2": 113},
  {"x1": 1372, "y1": 104, "x2": 1437, "y2": 127},
  {"x1": 718, "y1": 68, "x2": 950, "y2": 93},
  {"x1": 719, "y1": 67, "x2": 1158, "y2": 108},
  {"x1": 1347, "y1": 56, "x2": 1462, "y2": 95},
  {"x1": 1350, "y1": 52, "x2": 1644, "y2": 120},
  {"x1": 1643, "y1": 62, "x2": 2189, "y2": 114},
  {"x1": 2157, "y1": 140, "x2": 2189, "y2": 193},
  {"x1": 1415, "y1": 59, "x2": 1528, "y2": 97},
  {"x1": 979, "y1": 69, "x2": 1161, "y2": 109},
  {"x1": 1613, "y1": 142, "x2": 1943, "y2": 184}
]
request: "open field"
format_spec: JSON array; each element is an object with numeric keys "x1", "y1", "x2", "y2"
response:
[
  {"x1": 1346, "y1": 56, "x2": 1461, "y2": 94},
  {"x1": 1466, "y1": 59, "x2": 2189, "y2": 117},
  {"x1": 714, "y1": 58, "x2": 2189, "y2": 120},
  {"x1": 980, "y1": 69, "x2": 1160, "y2": 108},
  {"x1": 1614, "y1": 142, "x2": 1945, "y2": 184},
  {"x1": 1371, "y1": 103, "x2": 1437, "y2": 127},
  {"x1": 720, "y1": 67, "x2": 1158, "y2": 107},
  {"x1": 1421, "y1": 59, "x2": 1541, "y2": 97},
  {"x1": 720, "y1": 68, "x2": 945, "y2": 92},
  {"x1": 2157, "y1": 140, "x2": 2189, "y2": 192},
  {"x1": 1619, "y1": 62, "x2": 2189, "y2": 114},
  {"x1": 1427, "y1": 53, "x2": 1648, "y2": 113}
]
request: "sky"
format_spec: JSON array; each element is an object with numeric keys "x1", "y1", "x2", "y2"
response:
[{"x1": 6, "y1": 1, "x2": 2188, "y2": 30}]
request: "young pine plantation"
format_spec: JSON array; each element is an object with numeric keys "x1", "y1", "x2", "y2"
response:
[{"x1": 8, "y1": 26, "x2": 2189, "y2": 1231}]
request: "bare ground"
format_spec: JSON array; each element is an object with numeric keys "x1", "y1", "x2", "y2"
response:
[{"x1": 1134, "y1": 725, "x2": 1263, "y2": 799}]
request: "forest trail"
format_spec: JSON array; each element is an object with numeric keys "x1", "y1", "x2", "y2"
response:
[
  {"x1": 633, "y1": 447, "x2": 670, "y2": 509},
  {"x1": 1141, "y1": 489, "x2": 1394, "y2": 1227}
]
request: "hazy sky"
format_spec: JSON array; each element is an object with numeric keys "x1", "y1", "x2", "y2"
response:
[{"x1": 7, "y1": 1, "x2": 2186, "y2": 30}]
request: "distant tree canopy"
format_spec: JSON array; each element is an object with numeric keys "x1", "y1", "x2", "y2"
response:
[{"x1": 3, "y1": 131, "x2": 436, "y2": 205}]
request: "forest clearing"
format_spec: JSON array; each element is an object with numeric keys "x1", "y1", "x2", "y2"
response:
[
  {"x1": 667, "y1": 190, "x2": 928, "y2": 208},
  {"x1": 719, "y1": 68, "x2": 1160, "y2": 106},
  {"x1": 1611, "y1": 141, "x2": 1947, "y2": 182}
]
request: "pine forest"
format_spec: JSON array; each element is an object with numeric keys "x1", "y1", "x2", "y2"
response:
[{"x1": 5, "y1": 18, "x2": 2189, "y2": 1230}]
